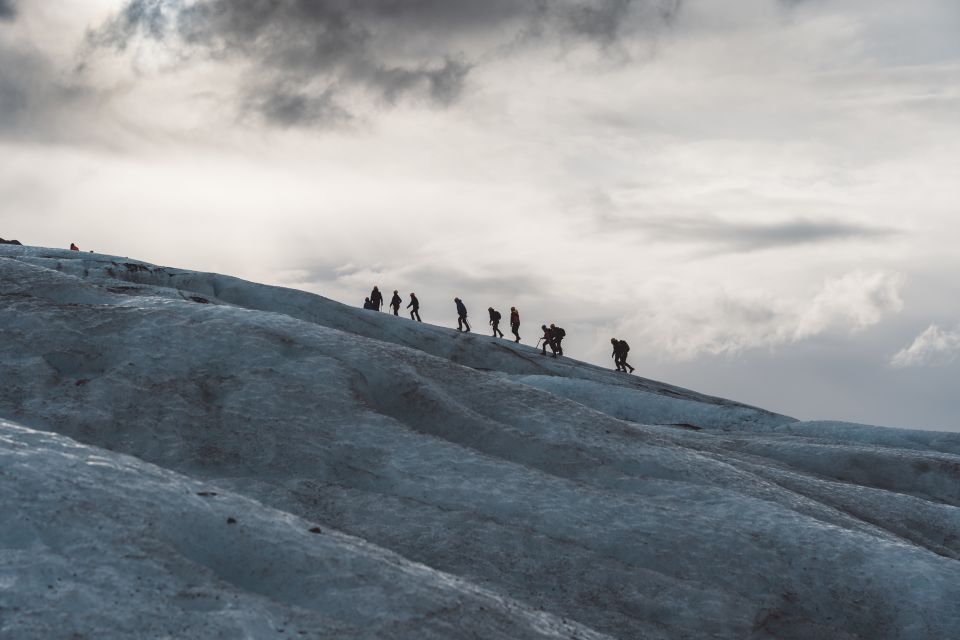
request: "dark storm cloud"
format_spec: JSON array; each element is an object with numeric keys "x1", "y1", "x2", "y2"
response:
[
  {"x1": 0, "y1": 0, "x2": 15, "y2": 21},
  {"x1": 90, "y1": 0, "x2": 682, "y2": 127},
  {"x1": 0, "y1": 43, "x2": 89, "y2": 139},
  {"x1": 602, "y1": 214, "x2": 899, "y2": 253}
]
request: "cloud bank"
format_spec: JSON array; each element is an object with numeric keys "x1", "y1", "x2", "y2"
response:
[
  {"x1": 615, "y1": 271, "x2": 904, "y2": 361},
  {"x1": 891, "y1": 325, "x2": 960, "y2": 368},
  {"x1": 0, "y1": 0, "x2": 15, "y2": 21},
  {"x1": 599, "y1": 213, "x2": 898, "y2": 254},
  {"x1": 88, "y1": 0, "x2": 682, "y2": 126}
]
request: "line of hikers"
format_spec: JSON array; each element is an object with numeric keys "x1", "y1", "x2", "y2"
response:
[{"x1": 361, "y1": 285, "x2": 634, "y2": 373}]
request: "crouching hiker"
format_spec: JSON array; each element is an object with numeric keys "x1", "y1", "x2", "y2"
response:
[
  {"x1": 408, "y1": 293, "x2": 421, "y2": 322},
  {"x1": 362, "y1": 297, "x2": 376, "y2": 310},
  {"x1": 539, "y1": 324, "x2": 559, "y2": 357},
  {"x1": 455, "y1": 297, "x2": 471, "y2": 332},
  {"x1": 510, "y1": 307, "x2": 521, "y2": 343},
  {"x1": 488, "y1": 307, "x2": 504, "y2": 338},
  {"x1": 611, "y1": 338, "x2": 634, "y2": 373}
]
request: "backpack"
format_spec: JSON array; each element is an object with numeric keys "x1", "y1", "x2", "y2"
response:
[
  {"x1": 493, "y1": 311, "x2": 501, "y2": 322},
  {"x1": 554, "y1": 327, "x2": 566, "y2": 339},
  {"x1": 621, "y1": 340, "x2": 630, "y2": 353}
]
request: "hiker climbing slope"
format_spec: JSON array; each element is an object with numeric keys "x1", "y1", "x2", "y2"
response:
[
  {"x1": 510, "y1": 307, "x2": 521, "y2": 343},
  {"x1": 540, "y1": 324, "x2": 559, "y2": 357},
  {"x1": 488, "y1": 307, "x2": 504, "y2": 338},
  {"x1": 370, "y1": 286, "x2": 384, "y2": 311},
  {"x1": 390, "y1": 290, "x2": 402, "y2": 316},
  {"x1": 454, "y1": 297, "x2": 471, "y2": 332},
  {"x1": 611, "y1": 338, "x2": 635, "y2": 373},
  {"x1": 407, "y1": 293, "x2": 422, "y2": 322},
  {"x1": 550, "y1": 324, "x2": 566, "y2": 356}
]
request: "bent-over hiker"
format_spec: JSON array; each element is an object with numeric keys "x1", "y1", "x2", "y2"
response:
[
  {"x1": 488, "y1": 307, "x2": 504, "y2": 338},
  {"x1": 611, "y1": 338, "x2": 634, "y2": 373}
]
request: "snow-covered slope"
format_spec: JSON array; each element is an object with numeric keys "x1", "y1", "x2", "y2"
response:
[
  {"x1": 3, "y1": 245, "x2": 960, "y2": 639},
  {"x1": 0, "y1": 420, "x2": 607, "y2": 640}
]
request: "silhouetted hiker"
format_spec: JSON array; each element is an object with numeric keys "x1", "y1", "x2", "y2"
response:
[
  {"x1": 488, "y1": 307, "x2": 504, "y2": 338},
  {"x1": 390, "y1": 290, "x2": 402, "y2": 316},
  {"x1": 455, "y1": 297, "x2": 471, "y2": 332},
  {"x1": 70, "y1": 243, "x2": 79, "y2": 251},
  {"x1": 407, "y1": 293, "x2": 421, "y2": 322},
  {"x1": 362, "y1": 297, "x2": 376, "y2": 310},
  {"x1": 370, "y1": 286, "x2": 384, "y2": 311},
  {"x1": 510, "y1": 307, "x2": 520, "y2": 343},
  {"x1": 611, "y1": 338, "x2": 634, "y2": 373},
  {"x1": 550, "y1": 324, "x2": 566, "y2": 356},
  {"x1": 539, "y1": 325, "x2": 559, "y2": 357}
]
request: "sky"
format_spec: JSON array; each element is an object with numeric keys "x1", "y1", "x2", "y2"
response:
[{"x1": 1, "y1": 0, "x2": 959, "y2": 431}]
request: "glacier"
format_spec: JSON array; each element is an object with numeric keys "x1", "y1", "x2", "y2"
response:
[{"x1": 1, "y1": 244, "x2": 959, "y2": 639}]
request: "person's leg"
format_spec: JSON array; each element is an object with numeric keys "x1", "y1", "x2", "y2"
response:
[
  {"x1": 416, "y1": 310, "x2": 421, "y2": 322},
  {"x1": 512, "y1": 326, "x2": 520, "y2": 342},
  {"x1": 464, "y1": 317, "x2": 471, "y2": 332}
]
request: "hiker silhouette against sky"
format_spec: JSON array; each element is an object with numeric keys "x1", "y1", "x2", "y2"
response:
[
  {"x1": 455, "y1": 297, "x2": 471, "y2": 332},
  {"x1": 611, "y1": 338, "x2": 634, "y2": 373},
  {"x1": 488, "y1": 307, "x2": 504, "y2": 338},
  {"x1": 540, "y1": 324, "x2": 559, "y2": 357},
  {"x1": 408, "y1": 293, "x2": 421, "y2": 322},
  {"x1": 510, "y1": 307, "x2": 521, "y2": 343},
  {"x1": 390, "y1": 290, "x2": 402, "y2": 316},
  {"x1": 370, "y1": 286, "x2": 383, "y2": 311}
]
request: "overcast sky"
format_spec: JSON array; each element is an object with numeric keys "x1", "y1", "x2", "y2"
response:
[{"x1": 2, "y1": 0, "x2": 959, "y2": 430}]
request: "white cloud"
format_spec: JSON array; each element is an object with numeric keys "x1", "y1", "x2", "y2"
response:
[
  {"x1": 794, "y1": 271, "x2": 905, "y2": 340},
  {"x1": 603, "y1": 271, "x2": 904, "y2": 362},
  {"x1": 890, "y1": 324, "x2": 960, "y2": 368}
]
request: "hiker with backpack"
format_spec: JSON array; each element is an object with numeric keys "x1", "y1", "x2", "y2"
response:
[
  {"x1": 611, "y1": 338, "x2": 635, "y2": 373},
  {"x1": 550, "y1": 324, "x2": 566, "y2": 356},
  {"x1": 390, "y1": 290, "x2": 402, "y2": 316},
  {"x1": 539, "y1": 324, "x2": 559, "y2": 357},
  {"x1": 454, "y1": 297, "x2": 471, "y2": 332},
  {"x1": 488, "y1": 307, "x2": 504, "y2": 338},
  {"x1": 370, "y1": 286, "x2": 384, "y2": 311},
  {"x1": 408, "y1": 293, "x2": 421, "y2": 322},
  {"x1": 510, "y1": 307, "x2": 520, "y2": 343}
]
